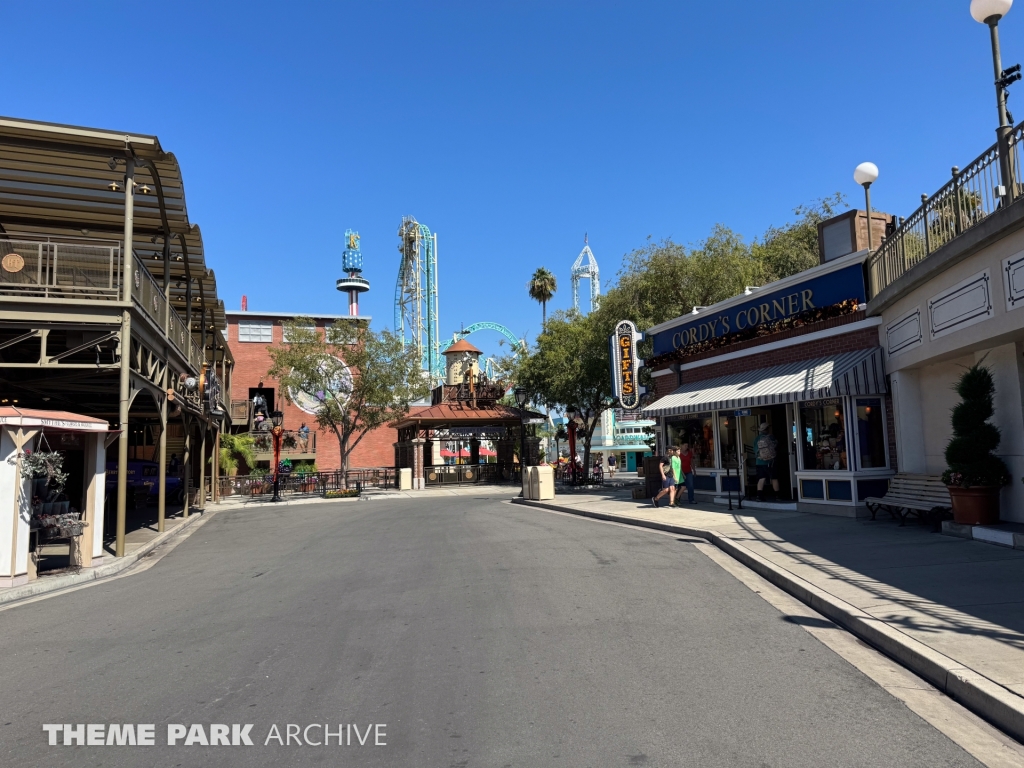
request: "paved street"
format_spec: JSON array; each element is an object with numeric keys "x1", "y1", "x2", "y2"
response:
[{"x1": 0, "y1": 493, "x2": 987, "y2": 767}]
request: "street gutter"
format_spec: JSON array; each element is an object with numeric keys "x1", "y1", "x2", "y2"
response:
[{"x1": 513, "y1": 497, "x2": 1024, "y2": 744}]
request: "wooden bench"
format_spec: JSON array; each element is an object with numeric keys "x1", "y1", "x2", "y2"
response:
[{"x1": 864, "y1": 473, "x2": 951, "y2": 527}]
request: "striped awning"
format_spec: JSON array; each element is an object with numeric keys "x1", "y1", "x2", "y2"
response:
[{"x1": 644, "y1": 348, "x2": 886, "y2": 418}]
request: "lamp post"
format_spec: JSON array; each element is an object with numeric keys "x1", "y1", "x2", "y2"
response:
[
  {"x1": 514, "y1": 387, "x2": 528, "y2": 484},
  {"x1": 853, "y1": 162, "x2": 879, "y2": 250},
  {"x1": 972, "y1": 0, "x2": 1018, "y2": 202},
  {"x1": 565, "y1": 408, "x2": 578, "y2": 484},
  {"x1": 270, "y1": 410, "x2": 284, "y2": 502}
]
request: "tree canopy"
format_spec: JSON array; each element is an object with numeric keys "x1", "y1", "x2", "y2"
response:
[
  {"x1": 527, "y1": 267, "x2": 558, "y2": 326},
  {"x1": 267, "y1": 318, "x2": 429, "y2": 478}
]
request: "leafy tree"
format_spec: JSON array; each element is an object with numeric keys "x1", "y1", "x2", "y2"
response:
[
  {"x1": 527, "y1": 267, "x2": 558, "y2": 326},
  {"x1": 267, "y1": 318, "x2": 430, "y2": 482},
  {"x1": 752, "y1": 193, "x2": 847, "y2": 283},
  {"x1": 517, "y1": 309, "x2": 614, "y2": 471},
  {"x1": 218, "y1": 433, "x2": 256, "y2": 475}
]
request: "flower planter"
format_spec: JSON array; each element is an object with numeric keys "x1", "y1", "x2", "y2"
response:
[{"x1": 947, "y1": 485, "x2": 1001, "y2": 526}]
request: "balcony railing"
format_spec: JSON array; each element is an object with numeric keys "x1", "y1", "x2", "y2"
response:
[
  {"x1": 250, "y1": 429, "x2": 317, "y2": 457},
  {"x1": 0, "y1": 237, "x2": 206, "y2": 371},
  {"x1": 867, "y1": 120, "x2": 1024, "y2": 296}
]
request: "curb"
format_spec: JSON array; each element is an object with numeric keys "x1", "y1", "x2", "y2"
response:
[
  {"x1": 0, "y1": 508, "x2": 212, "y2": 607},
  {"x1": 513, "y1": 497, "x2": 1024, "y2": 743}
]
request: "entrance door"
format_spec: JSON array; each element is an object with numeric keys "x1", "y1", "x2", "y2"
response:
[{"x1": 740, "y1": 405, "x2": 793, "y2": 500}]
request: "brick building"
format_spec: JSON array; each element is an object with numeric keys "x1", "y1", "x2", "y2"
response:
[
  {"x1": 641, "y1": 224, "x2": 895, "y2": 516},
  {"x1": 225, "y1": 310, "x2": 400, "y2": 472}
]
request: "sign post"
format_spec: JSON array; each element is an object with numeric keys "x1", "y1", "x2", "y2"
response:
[{"x1": 611, "y1": 320, "x2": 643, "y2": 410}]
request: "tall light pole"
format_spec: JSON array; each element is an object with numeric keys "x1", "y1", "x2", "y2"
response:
[
  {"x1": 972, "y1": 0, "x2": 1019, "y2": 202},
  {"x1": 854, "y1": 162, "x2": 879, "y2": 250},
  {"x1": 270, "y1": 410, "x2": 284, "y2": 502},
  {"x1": 566, "y1": 408, "x2": 579, "y2": 485},
  {"x1": 514, "y1": 387, "x2": 529, "y2": 485}
]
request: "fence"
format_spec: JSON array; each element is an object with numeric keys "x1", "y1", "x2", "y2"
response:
[
  {"x1": 424, "y1": 462, "x2": 516, "y2": 486},
  {"x1": 345, "y1": 467, "x2": 397, "y2": 489},
  {"x1": 867, "y1": 120, "x2": 1024, "y2": 295},
  {"x1": 0, "y1": 239, "x2": 121, "y2": 299}
]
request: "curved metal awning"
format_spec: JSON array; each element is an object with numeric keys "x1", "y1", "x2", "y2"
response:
[{"x1": 0, "y1": 116, "x2": 225, "y2": 331}]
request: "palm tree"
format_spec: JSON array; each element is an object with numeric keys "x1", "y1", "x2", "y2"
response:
[{"x1": 528, "y1": 267, "x2": 558, "y2": 326}]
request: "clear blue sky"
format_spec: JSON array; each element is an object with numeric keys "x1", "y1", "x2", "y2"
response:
[{"x1": 4, "y1": 1, "x2": 1021, "y2": 361}]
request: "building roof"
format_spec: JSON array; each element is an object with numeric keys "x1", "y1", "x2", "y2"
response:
[
  {"x1": 0, "y1": 115, "x2": 226, "y2": 331},
  {"x1": 0, "y1": 406, "x2": 112, "y2": 431},
  {"x1": 443, "y1": 339, "x2": 482, "y2": 355},
  {"x1": 392, "y1": 402, "x2": 545, "y2": 429},
  {"x1": 225, "y1": 310, "x2": 371, "y2": 322}
]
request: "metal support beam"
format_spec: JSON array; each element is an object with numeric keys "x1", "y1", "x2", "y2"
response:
[
  {"x1": 115, "y1": 311, "x2": 131, "y2": 558},
  {"x1": 0, "y1": 330, "x2": 39, "y2": 353},
  {"x1": 198, "y1": 424, "x2": 206, "y2": 511}
]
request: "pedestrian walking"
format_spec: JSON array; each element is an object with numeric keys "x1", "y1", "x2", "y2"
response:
[
  {"x1": 607, "y1": 452, "x2": 616, "y2": 478},
  {"x1": 652, "y1": 448, "x2": 676, "y2": 507},
  {"x1": 754, "y1": 422, "x2": 780, "y2": 501},
  {"x1": 670, "y1": 448, "x2": 682, "y2": 506},
  {"x1": 676, "y1": 442, "x2": 696, "y2": 505}
]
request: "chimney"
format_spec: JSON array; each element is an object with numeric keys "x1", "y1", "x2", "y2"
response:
[
  {"x1": 816, "y1": 209, "x2": 893, "y2": 264},
  {"x1": 241, "y1": 295, "x2": 247, "y2": 311}
]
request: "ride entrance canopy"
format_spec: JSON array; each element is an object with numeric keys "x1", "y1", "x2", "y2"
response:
[{"x1": 288, "y1": 355, "x2": 353, "y2": 415}]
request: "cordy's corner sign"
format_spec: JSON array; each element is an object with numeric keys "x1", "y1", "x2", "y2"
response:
[{"x1": 611, "y1": 320, "x2": 643, "y2": 409}]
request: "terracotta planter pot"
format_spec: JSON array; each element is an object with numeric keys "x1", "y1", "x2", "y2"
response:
[{"x1": 947, "y1": 485, "x2": 1001, "y2": 526}]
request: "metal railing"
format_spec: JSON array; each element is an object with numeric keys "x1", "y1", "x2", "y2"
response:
[
  {"x1": 867, "y1": 120, "x2": 1024, "y2": 295},
  {"x1": 424, "y1": 462, "x2": 515, "y2": 486},
  {"x1": 345, "y1": 467, "x2": 397, "y2": 489},
  {"x1": 0, "y1": 239, "x2": 121, "y2": 299},
  {"x1": 250, "y1": 429, "x2": 317, "y2": 456},
  {"x1": 131, "y1": 256, "x2": 168, "y2": 331}
]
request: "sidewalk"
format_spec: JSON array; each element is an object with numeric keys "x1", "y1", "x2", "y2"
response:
[{"x1": 515, "y1": 489, "x2": 1024, "y2": 742}]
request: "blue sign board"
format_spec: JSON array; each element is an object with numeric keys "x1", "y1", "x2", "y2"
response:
[
  {"x1": 734, "y1": 409, "x2": 751, "y2": 416},
  {"x1": 649, "y1": 262, "x2": 866, "y2": 357}
]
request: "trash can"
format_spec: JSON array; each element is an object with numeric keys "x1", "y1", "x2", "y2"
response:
[
  {"x1": 399, "y1": 468, "x2": 412, "y2": 491},
  {"x1": 534, "y1": 465, "x2": 555, "y2": 500},
  {"x1": 522, "y1": 466, "x2": 534, "y2": 500}
]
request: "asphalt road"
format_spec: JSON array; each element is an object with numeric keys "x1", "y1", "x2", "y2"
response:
[{"x1": 0, "y1": 493, "x2": 985, "y2": 767}]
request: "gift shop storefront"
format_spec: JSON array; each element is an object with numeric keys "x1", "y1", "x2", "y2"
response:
[{"x1": 642, "y1": 251, "x2": 897, "y2": 515}]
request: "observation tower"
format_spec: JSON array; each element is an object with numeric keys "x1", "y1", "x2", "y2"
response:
[
  {"x1": 572, "y1": 233, "x2": 600, "y2": 313},
  {"x1": 337, "y1": 229, "x2": 370, "y2": 316}
]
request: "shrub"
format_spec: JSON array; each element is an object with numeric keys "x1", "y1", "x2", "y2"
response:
[
  {"x1": 942, "y1": 363, "x2": 1010, "y2": 488},
  {"x1": 324, "y1": 489, "x2": 359, "y2": 499}
]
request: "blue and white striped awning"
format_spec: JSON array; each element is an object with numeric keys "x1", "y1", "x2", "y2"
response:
[{"x1": 643, "y1": 348, "x2": 886, "y2": 418}]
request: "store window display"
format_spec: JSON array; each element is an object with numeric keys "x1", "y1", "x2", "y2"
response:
[
  {"x1": 799, "y1": 399, "x2": 847, "y2": 470},
  {"x1": 855, "y1": 398, "x2": 887, "y2": 469},
  {"x1": 667, "y1": 413, "x2": 715, "y2": 468},
  {"x1": 717, "y1": 413, "x2": 738, "y2": 468}
]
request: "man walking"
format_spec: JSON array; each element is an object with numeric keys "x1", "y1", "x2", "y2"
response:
[
  {"x1": 754, "y1": 422, "x2": 780, "y2": 502},
  {"x1": 653, "y1": 448, "x2": 676, "y2": 508},
  {"x1": 675, "y1": 442, "x2": 695, "y2": 506},
  {"x1": 607, "y1": 452, "x2": 616, "y2": 478}
]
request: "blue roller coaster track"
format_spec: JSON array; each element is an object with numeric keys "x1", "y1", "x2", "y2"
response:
[{"x1": 435, "y1": 322, "x2": 526, "y2": 380}]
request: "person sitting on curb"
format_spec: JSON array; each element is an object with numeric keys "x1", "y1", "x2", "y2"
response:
[{"x1": 652, "y1": 448, "x2": 676, "y2": 508}]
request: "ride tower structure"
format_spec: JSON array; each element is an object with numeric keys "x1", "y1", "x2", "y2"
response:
[
  {"x1": 395, "y1": 216, "x2": 440, "y2": 381},
  {"x1": 571, "y1": 233, "x2": 600, "y2": 313},
  {"x1": 336, "y1": 229, "x2": 370, "y2": 316}
]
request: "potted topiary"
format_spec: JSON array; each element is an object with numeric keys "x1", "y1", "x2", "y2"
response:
[{"x1": 942, "y1": 363, "x2": 1010, "y2": 525}]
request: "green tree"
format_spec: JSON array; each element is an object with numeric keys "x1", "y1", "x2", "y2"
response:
[
  {"x1": 267, "y1": 318, "x2": 430, "y2": 481},
  {"x1": 751, "y1": 193, "x2": 847, "y2": 283},
  {"x1": 218, "y1": 433, "x2": 256, "y2": 475},
  {"x1": 527, "y1": 267, "x2": 558, "y2": 326},
  {"x1": 517, "y1": 309, "x2": 614, "y2": 472}
]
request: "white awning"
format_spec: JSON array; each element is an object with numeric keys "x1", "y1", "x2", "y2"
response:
[{"x1": 643, "y1": 348, "x2": 886, "y2": 418}]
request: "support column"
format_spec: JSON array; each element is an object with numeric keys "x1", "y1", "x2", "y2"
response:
[
  {"x1": 212, "y1": 425, "x2": 220, "y2": 504},
  {"x1": 182, "y1": 418, "x2": 191, "y2": 519},
  {"x1": 411, "y1": 437, "x2": 425, "y2": 490},
  {"x1": 198, "y1": 424, "x2": 207, "y2": 511},
  {"x1": 1, "y1": 428, "x2": 38, "y2": 588},
  {"x1": 469, "y1": 438, "x2": 480, "y2": 465},
  {"x1": 115, "y1": 313, "x2": 131, "y2": 558},
  {"x1": 157, "y1": 391, "x2": 167, "y2": 533}
]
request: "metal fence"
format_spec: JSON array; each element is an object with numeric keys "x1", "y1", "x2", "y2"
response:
[
  {"x1": 867, "y1": 120, "x2": 1024, "y2": 295},
  {"x1": 424, "y1": 462, "x2": 516, "y2": 486},
  {"x1": 345, "y1": 467, "x2": 397, "y2": 489},
  {"x1": 0, "y1": 239, "x2": 121, "y2": 299},
  {"x1": 131, "y1": 256, "x2": 168, "y2": 330}
]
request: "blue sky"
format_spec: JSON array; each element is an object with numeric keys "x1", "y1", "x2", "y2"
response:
[{"x1": 4, "y1": 1, "x2": 1021, "y2": 361}]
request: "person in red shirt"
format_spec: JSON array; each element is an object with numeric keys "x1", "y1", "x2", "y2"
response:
[{"x1": 675, "y1": 442, "x2": 695, "y2": 506}]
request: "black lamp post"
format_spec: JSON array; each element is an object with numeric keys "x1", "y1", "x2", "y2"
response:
[
  {"x1": 566, "y1": 407, "x2": 579, "y2": 485},
  {"x1": 270, "y1": 410, "x2": 284, "y2": 502},
  {"x1": 973, "y1": 0, "x2": 1019, "y2": 202},
  {"x1": 514, "y1": 387, "x2": 528, "y2": 484}
]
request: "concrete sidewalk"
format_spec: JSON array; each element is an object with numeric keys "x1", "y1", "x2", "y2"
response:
[{"x1": 515, "y1": 489, "x2": 1024, "y2": 742}]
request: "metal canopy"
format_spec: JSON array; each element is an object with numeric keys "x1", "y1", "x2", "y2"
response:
[{"x1": 0, "y1": 116, "x2": 225, "y2": 331}]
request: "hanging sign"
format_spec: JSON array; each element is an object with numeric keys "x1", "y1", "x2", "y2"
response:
[{"x1": 611, "y1": 320, "x2": 642, "y2": 410}]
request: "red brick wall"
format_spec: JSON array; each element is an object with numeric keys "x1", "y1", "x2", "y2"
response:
[{"x1": 227, "y1": 317, "x2": 400, "y2": 471}]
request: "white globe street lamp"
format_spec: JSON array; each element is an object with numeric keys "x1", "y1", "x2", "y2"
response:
[
  {"x1": 853, "y1": 162, "x2": 879, "y2": 250},
  {"x1": 972, "y1": 0, "x2": 1017, "y2": 201}
]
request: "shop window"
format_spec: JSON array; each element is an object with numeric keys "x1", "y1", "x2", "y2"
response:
[
  {"x1": 667, "y1": 413, "x2": 715, "y2": 468},
  {"x1": 799, "y1": 398, "x2": 847, "y2": 470},
  {"x1": 855, "y1": 398, "x2": 887, "y2": 469},
  {"x1": 718, "y1": 413, "x2": 738, "y2": 468}
]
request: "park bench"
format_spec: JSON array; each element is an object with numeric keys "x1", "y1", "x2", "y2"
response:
[{"x1": 864, "y1": 473, "x2": 951, "y2": 527}]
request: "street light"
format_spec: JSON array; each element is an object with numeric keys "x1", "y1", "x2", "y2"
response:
[
  {"x1": 972, "y1": 0, "x2": 1018, "y2": 202},
  {"x1": 514, "y1": 388, "x2": 528, "y2": 483},
  {"x1": 270, "y1": 410, "x2": 284, "y2": 502},
  {"x1": 853, "y1": 162, "x2": 879, "y2": 250}
]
